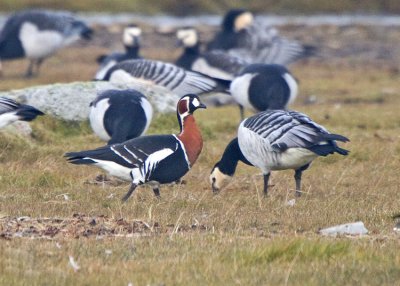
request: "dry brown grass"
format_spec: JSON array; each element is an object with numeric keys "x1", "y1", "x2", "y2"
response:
[{"x1": 0, "y1": 33, "x2": 400, "y2": 285}]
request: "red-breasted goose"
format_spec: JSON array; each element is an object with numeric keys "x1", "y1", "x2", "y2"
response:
[
  {"x1": 210, "y1": 110, "x2": 349, "y2": 196},
  {"x1": 66, "y1": 94, "x2": 206, "y2": 201}
]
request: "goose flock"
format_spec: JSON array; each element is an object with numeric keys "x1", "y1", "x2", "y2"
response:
[{"x1": 0, "y1": 8, "x2": 350, "y2": 200}]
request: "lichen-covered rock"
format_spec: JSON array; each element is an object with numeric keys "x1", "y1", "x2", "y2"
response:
[{"x1": 0, "y1": 81, "x2": 181, "y2": 121}]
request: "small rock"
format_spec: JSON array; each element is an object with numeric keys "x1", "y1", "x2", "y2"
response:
[{"x1": 319, "y1": 221, "x2": 368, "y2": 236}]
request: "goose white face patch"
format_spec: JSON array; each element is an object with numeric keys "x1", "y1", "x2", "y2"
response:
[
  {"x1": 210, "y1": 167, "x2": 232, "y2": 191},
  {"x1": 234, "y1": 12, "x2": 254, "y2": 32},
  {"x1": 177, "y1": 29, "x2": 198, "y2": 47},
  {"x1": 123, "y1": 27, "x2": 141, "y2": 46},
  {"x1": 192, "y1": 97, "x2": 200, "y2": 108}
]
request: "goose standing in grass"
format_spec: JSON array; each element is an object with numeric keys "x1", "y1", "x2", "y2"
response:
[
  {"x1": 0, "y1": 97, "x2": 44, "y2": 128},
  {"x1": 99, "y1": 59, "x2": 230, "y2": 96},
  {"x1": 230, "y1": 64, "x2": 298, "y2": 120},
  {"x1": 207, "y1": 9, "x2": 315, "y2": 65},
  {"x1": 66, "y1": 94, "x2": 206, "y2": 201},
  {"x1": 0, "y1": 9, "x2": 93, "y2": 77},
  {"x1": 175, "y1": 27, "x2": 247, "y2": 80},
  {"x1": 89, "y1": 89, "x2": 153, "y2": 145},
  {"x1": 210, "y1": 110, "x2": 349, "y2": 196},
  {"x1": 95, "y1": 24, "x2": 142, "y2": 80}
]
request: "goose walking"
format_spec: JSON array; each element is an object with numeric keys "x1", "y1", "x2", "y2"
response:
[
  {"x1": 99, "y1": 59, "x2": 230, "y2": 96},
  {"x1": 175, "y1": 27, "x2": 247, "y2": 80},
  {"x1": 66, "y1": 94, "x2": 206, "y2": 201},
  {"x1": 95, "y1": 25, "x2": 142, "y2": 80},
  {"x1": 0, "y1": 97, "x2": 44, "y2": 128},
  {"x1": 89, "y1": 89, "x2": 153, "y2": 145},
  {"x1": 210, "y1": 110, "x2": 349, "y2": 196},
  {"x1": 0, "y1": 9, "x2": 93, "y2": 77},
  {"x1": 230, "y1": 64, "x2": 298, "y2": 119},
  {"x1": 207, "y1": 9, "x2": 315, "y2": 66}
]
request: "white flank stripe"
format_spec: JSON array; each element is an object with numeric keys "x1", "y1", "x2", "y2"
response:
[
  {"x1": 110, "y1": 146, "x2": 132, "y2": 164},
  {"x1": 173, "y1": 135, "x2": 190, "y2": 169},
  {"x1": 123, "y1": 145, "x2": 141, "y2": 162}
]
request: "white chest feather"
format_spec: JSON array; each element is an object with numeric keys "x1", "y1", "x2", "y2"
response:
[
  {"x1": 19, "y1": 22, "x2": 66, "y2": 59},
  {"x1": 140, "y1": 98, "x2": 153, "y2": 135},
  {"x1": 230, "y1": 73, "x2": 256, "y2": 110},
  {"x1": 89, "y1": 98, "x2": 111, "y2": 141},
  {"x1": 283, "y1": 73, "x2": 298, "y2": 106},
  {"x1": 192, "y1": 58, "x2": 233, "y2": 80}
]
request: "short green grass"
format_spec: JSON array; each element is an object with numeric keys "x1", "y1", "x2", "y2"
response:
[{"x1": 0, "y1": 40, "x2": 400, "y2": 285}]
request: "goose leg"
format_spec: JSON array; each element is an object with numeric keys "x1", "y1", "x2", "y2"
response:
[
  {"x1": 35, "y1": 58, "x2": 44, "y2": 75},
  {"x1": 263, "y1": 173, "x2": 270, "y2": 197},
  {"x1": 294, "y1": 164, "x2": 310, "y2": 197},
  {"x1": 122, "y1": 183, "x2": 137, "y2": 202},
  {"x1": 25, "y1": 60, "x2": 35, "y2": 78},
  {"x1": 239, "y1": 104, "x2": 244, "y2": 121},
  {"x1": 294, "y1": 169, "x2": 302, "y2": 197}
]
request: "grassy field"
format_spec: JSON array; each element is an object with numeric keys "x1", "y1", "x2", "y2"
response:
[{"x1": 0, "y1": 34, "x2": 400, "y2": 285}]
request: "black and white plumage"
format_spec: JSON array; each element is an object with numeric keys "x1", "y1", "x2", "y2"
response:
[
  {"x1": 95, "y1": 25, "x2": 142, "y2": 80},
  {"x1": 210, "y1": 110, "x2": 349, "y2": 196},
  {"x1": 207, "y1": 9, "x2": 315, "y2": 66},
  {"x1": 100, "y1": 59, "x2": 231, "y2": 96},
  {"x1": 0, "y1": 9, "x2": 93, "y2": 77},
  {"x1": 230, "y1": 64, "x2": 298, "y2": 119},
  {"x1": 66, "y1": 94, "x2": 206, "y2": 201},
  {"x1": 0, "y1": 97, "x2": 44, "y2": 128},
  {"x1": 175, "y1": 27, "x2": 247, "y2": 80},
  {"x1": 89, "y1": 89, "x2": 153, "y2": 145}
]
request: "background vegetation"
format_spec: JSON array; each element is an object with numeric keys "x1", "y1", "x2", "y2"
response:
[{"x1": 0, "y1": 0, "x2": 399, "y2": 14}]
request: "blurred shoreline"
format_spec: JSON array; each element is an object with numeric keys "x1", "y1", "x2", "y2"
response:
[{"x1": 1, "y1": 13, "x2": 400, "y2": 28}]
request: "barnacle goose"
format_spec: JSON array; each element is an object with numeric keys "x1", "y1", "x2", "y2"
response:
[
  {"x1": 0, "y1": 97, "x2": 44, "y2": 128},
  {"x1": 99, "y1": 59, "x2": 231, "y2": 96},
  {"x1": 0, "y1": 9, "x2": 92, "y2": 77},
  {"x1": 66, "y1": 94, "x2": 206, "y2": 201},
  {"x1": 89, "y1": 89, "x2": 153, "y2": 145},
  {"x1": 175, "y1": 27, "x2": 247, "y2": 80},
  {"x1": 207, "y1": 9, "x2": 315, "y2": 66},
  {"x1": 95, "y1": 25, "x2": 142, "y2": 80},
  {"x1": 210, "y1": 110, "x2": 349, "y2": 196},
  {"x1": 230, "y1": 64, "x2": 298, "y2": 119}
]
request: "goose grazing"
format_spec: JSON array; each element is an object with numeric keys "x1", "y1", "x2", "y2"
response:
[
  {"x1": 89, "y1": 89, "x2": 153, "y2": 145},
  {"x1": 175, "y1": 27, "x2": 247, "y2": 80},
  {"x1": 66, "y1": 94, "x2": 206, "y2": 201},
  {"x1": 210, "y1": 110, "x2": 349, "y2": 196},
  {"x1": 0, "y1": 9, "x2": 93, "y2": 77},
  {"x1": 0, "y1": 97, "x2": 44, "y2": 128},
  {"x1": 95, "y1": 24, "x2": 142, "y2": 80},
  {"x1": 230, "y1": 64, "x2": 298, "y2": 119},
  {"x1": 99, "y1": 59, "x2": 231, "y2": 96},
  {"x1": 207, "y1": 9, "x2": 315, "y2": 66}
]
